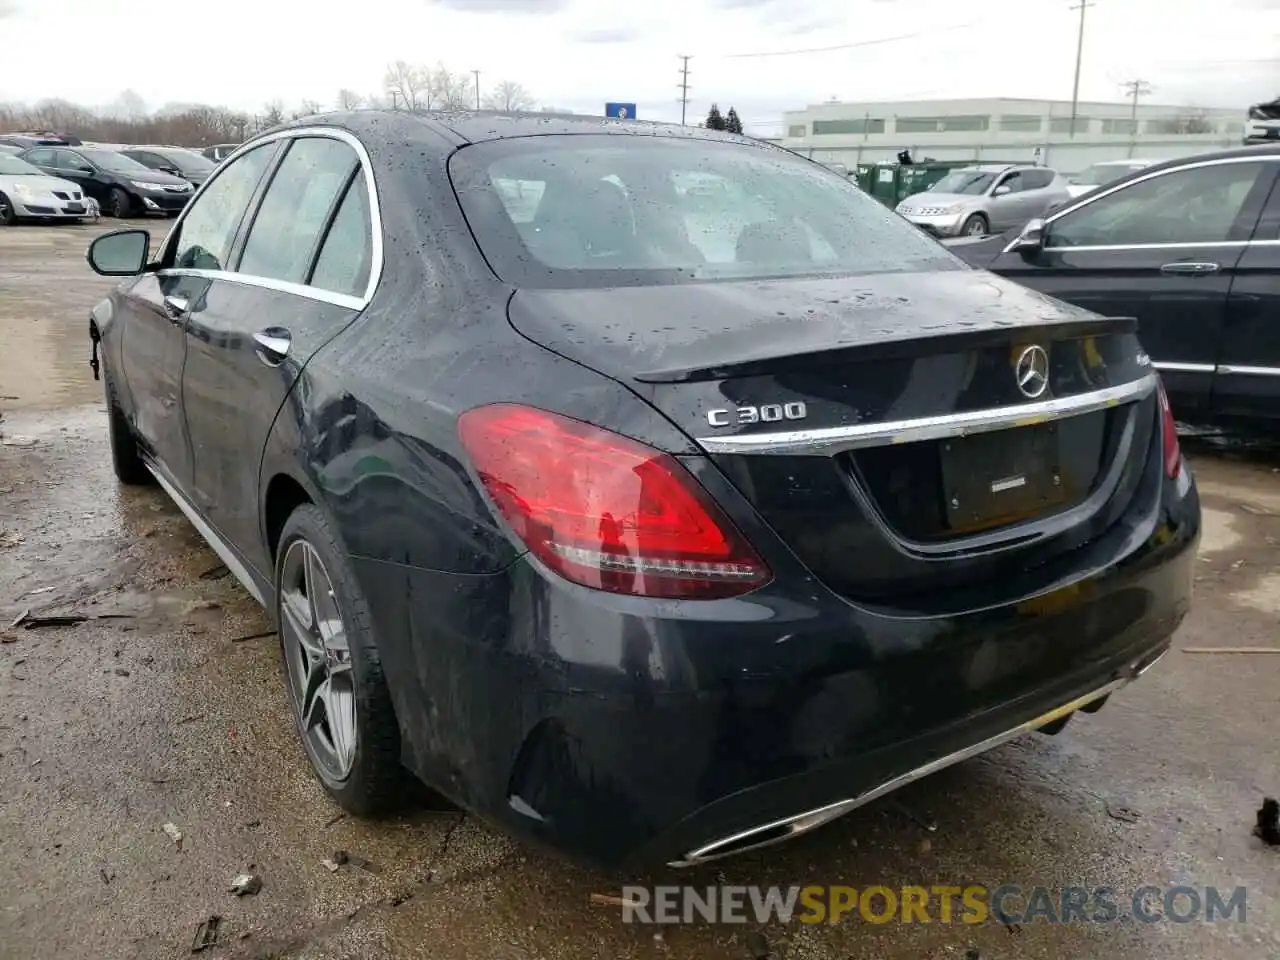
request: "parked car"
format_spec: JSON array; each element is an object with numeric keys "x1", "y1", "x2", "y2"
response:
[
  {"x1": 945, "y1": 145, "x2": 1280, "y2": 427},
  {"x1": 121, "y1": 146, "x2": 217, "y2": 190},
  {"x1": 18, "y1": 145, "x2": 193, "y2": 218},
  {"x1": 0, "y1": 132, "x2": 80, "y2": 149},
  {"x1": 1065, "y1": 159, "x2": 1160, "y2": 198},
  {"x1": 0, "y1": 152, "x2": 91, "y2": 224},
  {"x1": 0, "y1": 144, "x2": 22, "y2": 156},
  {"x1": 83, "y1": 113, "x2": 1199, "y2": 870},
  {"x1": 200, "y1": 143, "x2": 240, "y2": 162},
  {"x1": 895, "y1": 163, "x2": 1071, "y2": 237}
]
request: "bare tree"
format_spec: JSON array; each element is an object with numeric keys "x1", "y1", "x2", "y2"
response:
[
  {"x1": 261, "y1": 101, "x2": 285, "y2": 127},
  {"x1": 106, "y1": 90, "x2": 148, "y2": 120},
  {"x1": 0, "y1": 96, "x2": 248, "y2": 147},
  {"x1": 337, "y1": 89, "x2": 363, "y2": 110},
  {"x1": 482, "y1": 80, "x2": 535, "y2": 112},
  {"x1": 385, "y1": 60, "x2": 428, "y2": 110},
  {"x1": 431, "y1": 63, "x2": 474, "y2": 111},
  {"x1": 294, "y1": 99, "x2": 323, "y2": 120}
]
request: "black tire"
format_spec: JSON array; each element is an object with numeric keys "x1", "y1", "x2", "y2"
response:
[
  {"x1": 109, "y1": 187, "x2": 133, "y2": 219},
  {"x1": 0, "y1": 192, "x2": 16, "y2": 226},
  {"x1": 960, "y1": 213, "x2": 989, "y2": 237},
  {"x1": 275, "y1": 504, "x2": 406, "y2": 815},
  {"x1": 105, "y1": 375, "x2": 153, "y2": 486}
]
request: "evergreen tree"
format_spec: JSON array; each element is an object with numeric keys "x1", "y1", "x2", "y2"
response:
[
  {"x1": 725, "y1": 107, "x2": 743, "y2": 135},
  {"x1": 704, "y1": 103, "x2": 725, "y2": 131}
]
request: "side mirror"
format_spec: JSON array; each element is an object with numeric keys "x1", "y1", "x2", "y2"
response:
[
  {"x1": 76, "y1": 165, "x2": 94, "y2": 174},
  {"x1": 1011, "y1": 218, "x2": 1046, "y2": 254},
  {"x1": 993, "y1": 184, "x2": 1012, "y2": 196},
  {"x1": 86, "y1": 229, "x2": 151, "y2": 277}
]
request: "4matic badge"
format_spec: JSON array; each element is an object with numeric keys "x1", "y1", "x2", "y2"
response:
[{"x1": 706, "y1": 402, "x2": 808, "y2": 428}]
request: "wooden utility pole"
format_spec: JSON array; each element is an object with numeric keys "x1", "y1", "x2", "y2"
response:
[{"x1": 1068, "y1": 0, "x2": 1096, "y2": 137}]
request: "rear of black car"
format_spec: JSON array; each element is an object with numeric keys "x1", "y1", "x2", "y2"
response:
[{"x1": 404, "y1": 131, "x2": 1201, "y2": 868}]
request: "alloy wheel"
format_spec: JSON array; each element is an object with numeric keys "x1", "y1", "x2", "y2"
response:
[
  {"x1": 279, "y1": 539, "x2": 358, "y2": 782},
  {"x1": 0, "y1": 195, "x2": 13, "y2": 225},
  {"x1": 966, "y1": 218, "x2": 986, "y2": 236}
]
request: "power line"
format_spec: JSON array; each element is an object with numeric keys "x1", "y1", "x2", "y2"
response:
[
  {"x1": 1068, "y1": 0, "x2": 1096, "y2": 138},
  {"x1": 721, "y1": 21, "x2": 985, "y2": 60},
  {"x1": 677, "y1": 55, "x2": 692, "y2": 127}
]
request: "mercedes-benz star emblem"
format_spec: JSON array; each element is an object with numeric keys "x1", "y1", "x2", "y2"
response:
[{"x1": 1015, "y1": 345, "x2": 1050, "y2": 399}]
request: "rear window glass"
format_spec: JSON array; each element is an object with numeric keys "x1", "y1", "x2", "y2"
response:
[{"x1": 449, "y1": 135, "x2": 959, "y2": 288}]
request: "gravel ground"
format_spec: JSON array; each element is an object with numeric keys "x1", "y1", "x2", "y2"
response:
[{"x1": 1, "y1": 220, "x2": 1278, "y2": 960}]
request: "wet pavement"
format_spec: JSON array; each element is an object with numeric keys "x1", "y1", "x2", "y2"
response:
[{"x1": 1, "y1": 221, "x2": 1279, "y2": 960}]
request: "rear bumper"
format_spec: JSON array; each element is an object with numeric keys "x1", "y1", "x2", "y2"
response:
[{"x1": 355, "y1": 462, "x2": 1198, "y2": 869}]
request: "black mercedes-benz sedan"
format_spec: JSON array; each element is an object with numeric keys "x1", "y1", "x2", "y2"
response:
[
  {"x1": 945, "y1": 144, "x2": 1280, "y2": 429},
  {"x1": 84, "y1": 111, "x2": 1199, "y2": 870}
]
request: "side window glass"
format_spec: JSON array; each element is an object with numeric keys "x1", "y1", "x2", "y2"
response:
[
  {"x1": 170, "y1": 143, "x2": 276, "y2": 272},
  {"x1": 1050, "y1": 162, "x2": 1265, "y2": 247},
  {"x1": 309, "y1": 170, "x2": 374, "y2": 297},
  {"x1": 52, "y1": 150, "x2": 78, "y2": 170},
  {"x1": 996, "y1": 172, "x2": 1024, "y2": 194},
  {"x1": 238, "y1": 137, "x2": 359, "y2": 285},
  {"x1": 25, "y1": 149, "x2": 53, "y2": 166},
  {"x1": 1022, "y1": 169, "x2": 1053, "y2": 190}
]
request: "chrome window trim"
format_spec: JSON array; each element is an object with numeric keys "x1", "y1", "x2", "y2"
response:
[
  {"x1": 155, "y1": 126, "x2": 382, "y2": 309},
  {"x1": 1003, "y1": 153, "x2": 1280, "y2": 255},
  {"x1": 695, "y1": 373, "x2": 1156, "y2": 456}
]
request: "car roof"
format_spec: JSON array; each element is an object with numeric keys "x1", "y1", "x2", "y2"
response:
[{"x1": 270, "y1": 108, "x2": 760, "y2": 151}]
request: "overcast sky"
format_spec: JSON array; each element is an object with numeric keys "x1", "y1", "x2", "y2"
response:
[{"x1": 1, "y1": 0, "x2": 1277, "y2": 132}]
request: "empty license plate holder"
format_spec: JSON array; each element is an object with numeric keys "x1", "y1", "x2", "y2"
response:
[{"x1": 940, "y1": 423, "x2": 1066, "y2": 531}]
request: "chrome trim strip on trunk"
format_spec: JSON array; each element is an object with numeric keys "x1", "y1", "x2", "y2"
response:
[
  {"x1": 1153, "y1": 361, "x2": 1215, "y2": 373},
  {"x1": 1217, "y1": 364, "x2": 1280, "y2": 377},
  {"x1": 668, "y1": 651, "x2": 1167, "y2": 868},
  {"x1": 696, "y1": 373, "x2": 1156, "y2": 456},
  {"x1": 147, "y1": 463, "x2": 267, "y2": 606}
]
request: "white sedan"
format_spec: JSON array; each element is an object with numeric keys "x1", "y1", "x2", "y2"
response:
[{"x1": 0, "y1": 153, "x2": 91, "y2": 224}]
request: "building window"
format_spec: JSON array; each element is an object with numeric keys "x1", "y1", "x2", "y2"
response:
[
  {"x1": 811, "y1": 118, "x2": 885, "y2": 135},
  {"x1": 1101, "y1": 119, "x2": 1138, "y2": 135},
  {"x1": 999, "y1": 114, "x2": 1042, "y2": 132},
  {"x1": 894, "y1": 115, "x2": 990, "y2": 134},
  {"x1": 1050, "y1": 116, "x2": 1091, "y2": 134},
  {"x1": 941, "y1": 115, "x2": 990, "y2": 132},
  {"x1": 787, "y1": 124, "x2": 808, "y2": 138}
]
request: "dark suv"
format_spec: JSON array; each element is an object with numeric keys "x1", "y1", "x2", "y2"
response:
[{"x1": 19, "y1": 145, "x2": 193, "y2": 218}]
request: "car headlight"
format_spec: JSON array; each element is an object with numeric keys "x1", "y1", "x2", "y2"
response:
[
  {"x1": 131, "y1": 180, "x2": 174, "y2": 192},
  {"x1": 12, "y1": 182, "x2": 39, "y2": 199}
]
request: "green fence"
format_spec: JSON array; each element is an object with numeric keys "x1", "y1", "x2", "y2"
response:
[{"x1": 853, "y1": 161, "x2": 1026, "y2": 208}]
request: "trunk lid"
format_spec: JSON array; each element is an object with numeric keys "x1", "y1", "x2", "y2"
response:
[{"x1": 508, "y1": 272, "x2": 1159, "y2": 611}]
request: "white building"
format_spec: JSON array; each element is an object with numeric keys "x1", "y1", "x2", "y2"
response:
[{"x1": 781, "y1": 97, "x2": 1246, "y2": 173}]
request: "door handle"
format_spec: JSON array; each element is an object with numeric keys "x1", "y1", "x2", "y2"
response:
[
  {"x1": 162, "y1": 295, "x2": 189, "y2": 320},
  {"x1": 253, "y1": 329, "x2": 292, "y2": 366},
  {"x1": 1160, "y1": 261, "x2": 1220, "y2": 275}
]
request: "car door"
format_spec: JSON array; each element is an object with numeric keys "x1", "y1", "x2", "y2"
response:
[
  {"x1": 1018, "y1": 168, "x2": 1062, "y2": 219},
  {"x1": 52, "y1": 149, "x2": 103, "y2": 201},
  {"x1": 987, "y1": 170, "x2": 1028, "y2": 231},
  {"x1": 980, "y1": 157, "x2": 1275, "y2": 416},
  {"x1": 1215, "y1": 169, "x2": 1280, "y2": 421},
  {"x1": 21, "y1": 147, "x2": 57, "y2": 174},
  {"x1": 180, "y1": 132, "x2": 375, "y2": 575},
  {"x1": 118, "y1": 141, "x2": 281, "y2": 492}
]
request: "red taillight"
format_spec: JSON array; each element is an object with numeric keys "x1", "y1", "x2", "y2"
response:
[
  {"x1": 1156, "y1": 378, "x2": 1181, "y2": 479},
  {"x1": 458, "y1": 404, "x2": 771, "y2": 599}
]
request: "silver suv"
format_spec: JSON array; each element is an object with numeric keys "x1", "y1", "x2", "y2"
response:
[{"x1": 895, "y1": 164, "x2": 1071, "y2": 238}]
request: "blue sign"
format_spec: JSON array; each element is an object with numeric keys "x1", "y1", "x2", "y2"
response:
[{"x1": 605, "y1": 102, "x2": 637, "y2": 120}]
